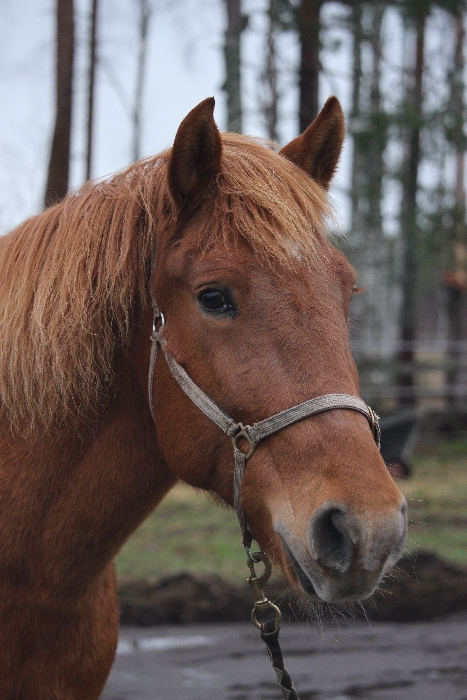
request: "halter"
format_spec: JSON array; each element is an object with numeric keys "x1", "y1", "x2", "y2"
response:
[{"x1": 148, "y1": 310, "x2": 381, "y2": 549}]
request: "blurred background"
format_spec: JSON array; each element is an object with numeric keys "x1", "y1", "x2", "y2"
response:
[{"x1": 0, "y1": 0, "x2": 466, "y2": 603}]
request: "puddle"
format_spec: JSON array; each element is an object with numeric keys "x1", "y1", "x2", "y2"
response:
[{"x1": 116, "y1": 634, "x2": 213, "y2": 655}]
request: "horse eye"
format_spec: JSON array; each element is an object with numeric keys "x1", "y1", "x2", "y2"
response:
[{"x1": 198, "y1": 288, "x2": 236, "y2": 316}]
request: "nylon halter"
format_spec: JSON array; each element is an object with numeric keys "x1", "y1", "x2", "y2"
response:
[{"x1": 148, "y1": 311, "x2": 381, "y2": 549}]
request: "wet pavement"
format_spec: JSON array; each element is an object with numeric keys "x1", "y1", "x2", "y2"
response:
[{"x1": 102, "y1": 614, "x2": 467, "y2": 700}]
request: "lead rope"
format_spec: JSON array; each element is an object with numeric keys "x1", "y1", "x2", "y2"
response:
[
  {"x1": 148, "y1": 311, "x2": 381, "y2": 699},
  {"x1": 247, "y1": 550, "x2": 300, "y2": 700}
]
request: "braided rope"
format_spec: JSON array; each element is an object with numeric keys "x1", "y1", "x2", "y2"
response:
[{"x1": 260, "y1": 619, "x2": 300, "y2": 700}]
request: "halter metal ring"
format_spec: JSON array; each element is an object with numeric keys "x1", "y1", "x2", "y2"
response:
[
  {"x1": 153, "y1": 312, "x2": 165, "y2": 333},
  {"x1": 232, "y1": 423, "x2": 257, "y2": 460}
]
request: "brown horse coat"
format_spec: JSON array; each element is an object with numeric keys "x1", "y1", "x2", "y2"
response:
[{"x1": 0, "y1": 97, "x2": 406, "y2": 699}]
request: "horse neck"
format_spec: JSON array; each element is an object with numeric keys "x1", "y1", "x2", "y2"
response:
[{"x1": 0, "y1": 320, "x2": 176, "y2": 595}]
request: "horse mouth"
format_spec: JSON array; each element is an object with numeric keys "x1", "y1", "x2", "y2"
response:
[{"x1": 280, "y1": 536, "x2": 317, "y2": 597}]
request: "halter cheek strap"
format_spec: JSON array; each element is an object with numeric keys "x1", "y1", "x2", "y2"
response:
[{"x1": 148, "y1": 313, "x2": 381, "y2": 549}]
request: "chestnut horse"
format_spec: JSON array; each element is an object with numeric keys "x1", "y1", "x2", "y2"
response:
[{"x1": 0, "y1": 97, "x2": 406, "y2": 699}]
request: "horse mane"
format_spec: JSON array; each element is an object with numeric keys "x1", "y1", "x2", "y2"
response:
[{"x1": 0, "y1": 134, "x2": 331, "y2": 435}]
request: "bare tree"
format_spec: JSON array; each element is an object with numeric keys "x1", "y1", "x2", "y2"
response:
[
  {"x1": 297, "y1": 0, "x2": 323, "y2": 131},
  {"x1": 347, "y1": 3, "x2": 396, "y2": 366},
  {"x1": 86, "y1": 0, "x2": 98, "y2": 181},
  {"x1": 44, "y1": 0, "x2": 75, "y2": 207},
  {"x1": 397, "y1": 6, "x2": 427, "y2": 405},
  {"x1": 444, "y1": 12, "x2": 467, "y2": 404},
  {"x1": 260, "y1": 0, "x2": 280, "y2": 141},
  {"x1": 223, "y1": 0, "x2": 248, "y2": 132},
  {"x1": 132, "y1": 0, "x2": 152, "y2": 162}
]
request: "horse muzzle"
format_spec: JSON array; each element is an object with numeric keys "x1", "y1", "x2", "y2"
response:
[{"x1": 277, "y1": 498, "x2": 408, "y2": 603}]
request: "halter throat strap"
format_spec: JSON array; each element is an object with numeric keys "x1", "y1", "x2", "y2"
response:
[{"x1": 148, "y1": 316, "x2": 381, "y2": 548}]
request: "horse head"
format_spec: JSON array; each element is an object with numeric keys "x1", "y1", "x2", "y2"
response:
[{"x1": 149, "y1": 97, "x2": 407, "y2": 604}]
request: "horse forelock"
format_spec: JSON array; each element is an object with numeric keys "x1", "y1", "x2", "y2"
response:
[
  {"x1": 203, "y1": 133, "x2": 333, "y2": 269},
  {"x1": 0, "y1": 134, "x2": 332, "y2": 435}
]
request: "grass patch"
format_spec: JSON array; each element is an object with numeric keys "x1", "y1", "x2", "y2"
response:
[
  {"x1": 400, "y1": 438, "x2": 467, "y2": 565},
  {"x1": 116, "y1": 485, "x2": 245, "y2": 583},
  {"x1": 115, "y1": 438, "x2": 467, "y2": 583}
]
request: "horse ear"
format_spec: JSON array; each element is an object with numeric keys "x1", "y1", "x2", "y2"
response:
[
  {"x1": 168, "y1": 97, "x2": 222, "y2": 209},
  {"x1": 280, "y1": 96, "x2": 345, "y2": 189}
]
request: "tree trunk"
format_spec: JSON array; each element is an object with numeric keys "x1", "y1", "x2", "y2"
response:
[
  {"x1": 260, "y1": 0, "x2": 280, "y2": 142},
  {"x1": 85, "y1": 0, "x2": 98, "y2": 181},
  {"x1": 445, "y1": 13, "x2": 467, "y2": 405},
  {"x1": 397, "y1": 11, "x2": 426, "y2": 406},
  {"x1": 223, "y1": 0, "x2": 246, "y2": 133},
  {"x1": 347, "y1": 3, "x2": 395, "y2": 377},
  {"x1": 44, "y1": 0, "x2": 75, "y2": 207},
  {"x1": 297, "y1": 0, "x2": 322, "y2": 132},
  {"x1": 132, "y1": 0, "x2": 152, "y2": 162}
]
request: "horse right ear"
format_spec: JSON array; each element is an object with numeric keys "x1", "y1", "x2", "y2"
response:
[
  {"x1": 168, "y1": 97, "x2": 223, "y2": 210},
  {"x1": 280, "y1": 96, "x2": 345, "y2": 189}
]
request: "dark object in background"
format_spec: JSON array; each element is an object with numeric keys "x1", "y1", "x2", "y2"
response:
[
  {"x1": 385, "y1": 457, "x2": 410, "y2": 480},
  {"x1": 379, "y1": 410, "x2": 419, "y2": 479},
  {"x1": 378, "y1": 406, "x2": 467, "y2": 480}
]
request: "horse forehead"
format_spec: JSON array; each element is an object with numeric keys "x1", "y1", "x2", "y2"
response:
[
  {"x1": 161, "y1": 234, "x2": 254, "y2": 281},
  {"x1": 159, "y1": 221, "x2": 353, "y2": 303}
]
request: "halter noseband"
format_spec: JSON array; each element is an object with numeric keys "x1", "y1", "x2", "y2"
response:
[{"x1": 148, "y1": 311, "x2": 380, "y2": 549}]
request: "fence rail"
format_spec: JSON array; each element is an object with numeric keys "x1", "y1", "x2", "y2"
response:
[{"x1": 352, "y1": 345, "x2": 467, "y2": 411}]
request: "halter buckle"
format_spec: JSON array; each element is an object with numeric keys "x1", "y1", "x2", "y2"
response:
[
  {"x1": 232, "y1": 423, "x2": 257, "y2": 460},
  {"x1": 367, "y1": 405, "x2": 381, "y2": 448}
]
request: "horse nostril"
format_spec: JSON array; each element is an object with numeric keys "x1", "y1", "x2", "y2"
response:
[{"x1": 308, "y1": 504, "x2": 353, "y2": 573}]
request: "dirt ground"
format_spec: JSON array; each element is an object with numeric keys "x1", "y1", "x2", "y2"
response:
[
  {"x1": 119, "y1": 552, "x2": 467, "y2": 625},
  {"x1": 102, "y1": 614, "x2": 467, "y2": 700},
  {"x1": 109, "y1": 552, "x2": 467, "y2": 698}
]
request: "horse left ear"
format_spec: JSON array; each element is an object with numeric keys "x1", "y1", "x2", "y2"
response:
[
  {"x1": 280, "y1": 96, "x2": 345, "y2": 189},
  {"x1": 168, "y1": 97, "x2": 222, "y2": 209}
]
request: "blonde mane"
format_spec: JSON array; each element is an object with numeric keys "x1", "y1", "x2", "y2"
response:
[{"x1": 0, "y1": 134, "x2": 331, "y2": 434}]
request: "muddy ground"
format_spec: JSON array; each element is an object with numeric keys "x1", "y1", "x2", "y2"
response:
[
  {"x1": 119, "y1": 551, "x2": 467, "y2": 625},
  {"x1": 102, "y1": 614, "x2": 467, "y2": 700},
  {"x1": 108, "y1": 552, "x2": 467, "y2": 698}
]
